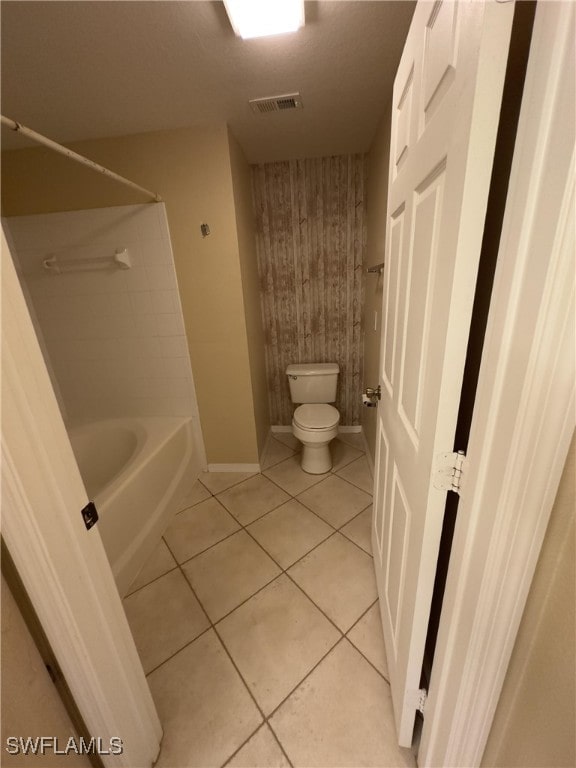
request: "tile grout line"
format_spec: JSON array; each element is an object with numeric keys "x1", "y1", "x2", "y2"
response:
[
  {"x1": 127, "y1": 485, "x2": 366, "y2": 598},
  {"x1": 221, "y1": 722, "x2": 293, "y2": 768},
  {"x1": 339, "y1": 635, "x2": 393, "y2": 687},
  {"x1": 123, "y1": 559, "x2": 180, "y2": 598},
  {"x1": 220, "y1": 519, "x2": 383, "y2": 679},
  {"x1": 197, "y1": 473, "x2": 257, "y2": 497},
  {"x1": 215, "y1": 488, "x2": 292, "y2": 526},
  {"x1": 332, "y1": 466, "x2": 374, "y2": 495},
  {"x1": 130, "y1": 532, "x2": 371, "y2": 682},
  {"x1": 214, "y1": 482, "x2": 375, "y2": 632},
  {"x1": 129, "y1": 465, "x2": 373, "y2": 604},
  {"x1": 158, "y1": 537, "x2": 273, "y2": 730},
  {"x1": 139, "y1": 585, "x2": 391, "y2": 740},
  {"x1": 163, "y1": 510, "x2": 367, "y2": 637},
  {"x1": 270, "y1": 431, "x2": 364, "y2": 469},
  {"x1": 337, "y1": 525, "x2": 374, "y2": 559},
  {"x1": 125, "y1": 522, "x2": 243, "y2": 597},
  {"x1": 336, "y1": 434, "x2": 367, "y2": 451},
  {"x1": 212, "y1": 527, "x2": 379, "y2": 665},
  {"x1": 131, "y1": 444, "x2": 388, "y2": 766},
  {"x1": 159, "y1": 529, "x2": 359, "y2": 709},
  {"x1": 144, "y1": 623, "x2": 213, "y2": 678},
  {"x1": 260, "y1": 435, "x2": 298, "y2": 472},
  {"x1": 292, "y1": 493, "x2": 372, "y2": 545},
  {"x1": 174, "y1": 488, "x2": 212, "y2": 515},
  {"x1": 218, "y1": 633, "x2": 347, "y2": 768},
  {"x1": 264, "y1": 724, "x2": 294, "y2": 768},
  {"x1": 198, "y1": 438, "x2": 367, "y2": 495},
  {"x1": 255, "y1": 466, "x2": 374, "y2": 539},
  {"x1": 200, "y1": 569, "x2": 283, "y2": 626},
  {"x1": 344, "y1": 597, "x2": 392, "y2": 686},
  {"x1": 262, "y1": 447, "x2": 368, "y2": 495},
  {"x1": 261, "y1": 469, "x2": 324, "y2": 498},
  {"x1": 265, "y1": 635, "x2": 347, "y2": 721},
  {"x1": 346, "y1": 596, "x2": 379, "y2": 634},
  {"x1": 348, "y1": 640, "x2": 392, "y2": 687},
  {"x1": 258, "y1": 448, "x2": 372, "y2": 502},
  {"x1": 331, "y1": 468, "x2": 375, "y2": 496},
  {"x1": 159, "y1": 539, "x2": 298, "y2": 768},
  {"x1": 238, "y1": 528, "x2": 347, "y2": 637}
]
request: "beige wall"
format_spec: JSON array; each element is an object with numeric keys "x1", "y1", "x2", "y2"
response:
[
  {"x1": 1, "y1": 125, "x2": 261, "y2": 464},
  {"x1": 482, "y1": 434, "x2": 575, "y2": 768},
  {"x1": 227, "y1": 128, "x2": 270, "y2": 460},
  {"x1": 362, "y1": 102, "x2": 392, "y2": 462},
  {"x1": 1, "y1": 575, "x2": 90, "y2": 767}
]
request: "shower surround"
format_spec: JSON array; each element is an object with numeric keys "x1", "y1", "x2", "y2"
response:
[
  {"x1": 4, "y1": 203, "x2": 200, "y2": 427},
  {"x1": 252, "y1": 154, "x2": 366, "y2": 426}
]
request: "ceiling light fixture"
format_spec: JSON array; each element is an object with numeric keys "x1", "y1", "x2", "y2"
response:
[{"x1": 223, "y1": 0, "x2": 304, "y2": 40}]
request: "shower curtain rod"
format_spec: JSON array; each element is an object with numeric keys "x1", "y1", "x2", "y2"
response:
[{"x1": 1, "y1": 115, "x2": 162, "y2": 203}]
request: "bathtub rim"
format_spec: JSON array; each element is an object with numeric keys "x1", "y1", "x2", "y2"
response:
[{"x1": 68, "y1": 415, "x2": 192, "y2": 507}]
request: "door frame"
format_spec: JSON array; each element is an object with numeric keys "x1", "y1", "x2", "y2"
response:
[
  {"x1": 419, "y1": 2, "x2": 574, "y2": 765},
  {"x1": 2, "y1": 228, "x2": 162, "y2": 767}
]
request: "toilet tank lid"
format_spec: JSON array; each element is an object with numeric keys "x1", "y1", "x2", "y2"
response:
[{"x1": 286, "y1": 363, "x2": 339, "y2": 376}]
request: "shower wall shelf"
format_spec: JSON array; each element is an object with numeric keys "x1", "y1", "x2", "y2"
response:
[
  {"x1": 366, "y1": 263, "x2": 384, "y2": 274},
  {"x1": 42, "y1": 248, "x2": 132, "y2": 274}
]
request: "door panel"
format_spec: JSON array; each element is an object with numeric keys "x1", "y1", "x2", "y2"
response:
[
  {"x1": 374, "y1": 421, "x2": 390, "y2": 559},
  {"x1": 394, "y1": 69, "x2": 414, "y2": 172},
  {"x1": 372, "y1": 0, "x2": 514, "y2": 748},
  {"x1": 421, "y1": 1, "x2": 459, "y2": 125},
  {"x1": 385, "y1": 468, "x2": 411, "y2": 655},
  {"x1": 382, "y1": 205, "x2": 405, "y2": 396},
  {"x1": 399, "y1": 162, "x2": 445, "y2": 446}
]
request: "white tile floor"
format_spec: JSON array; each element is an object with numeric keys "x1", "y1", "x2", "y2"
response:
[{"x1": 123, "y1": 433, "x2": 416, "y2": 768}]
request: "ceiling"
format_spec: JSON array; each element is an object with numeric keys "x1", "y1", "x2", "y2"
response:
[{"x1": 0, "y1": 1, "x2": 415, "y2": 163}]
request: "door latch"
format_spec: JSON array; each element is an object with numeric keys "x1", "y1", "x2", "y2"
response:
[
  {"x1": 362, "y1": 385, "x2": 381, "y2": 407},
  {"x1": 81, "y1": 501, "x2": 99, "y2": 531}
]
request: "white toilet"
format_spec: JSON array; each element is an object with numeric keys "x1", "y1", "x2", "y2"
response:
[{"x1": 286, "y1": 363, "x2": 340, "y2": 474}]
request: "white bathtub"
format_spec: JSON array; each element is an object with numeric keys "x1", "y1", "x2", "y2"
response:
[{"x1": 68, "y1": 417, "x2": 200, "y2": 596}]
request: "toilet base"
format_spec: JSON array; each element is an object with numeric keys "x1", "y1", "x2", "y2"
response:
[{"x1": 300, "y1": 442, "x2": 332, "y2": 474}]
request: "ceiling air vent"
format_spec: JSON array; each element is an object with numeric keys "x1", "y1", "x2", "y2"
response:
[{"x1": 249, "y1": 93, "x2": 303, "y2": 114}]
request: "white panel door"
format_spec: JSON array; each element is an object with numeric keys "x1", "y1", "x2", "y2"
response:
[{"x1": 372, "y1": 0, "x2": 514, "y2": 747}]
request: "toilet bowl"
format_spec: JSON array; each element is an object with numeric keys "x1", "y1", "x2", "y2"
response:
[
  {"x1": 292, "y1": 403, "x2": 340, "y2": 474},
  {"x1": 286, "y1": 362, "x2": 340, "y2": 474}
]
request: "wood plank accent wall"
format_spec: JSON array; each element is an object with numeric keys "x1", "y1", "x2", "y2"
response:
[{"x1": 252, "y1": 155, "x2": 367, "y2": 425}]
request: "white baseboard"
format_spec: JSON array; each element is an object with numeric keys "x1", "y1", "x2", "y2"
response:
[
  {"x1": 270, "y1": 426, "x2": 292, "y2": 433},
  {"x1": 206, "y1": 464, "x2": 260, "y2": 473}
]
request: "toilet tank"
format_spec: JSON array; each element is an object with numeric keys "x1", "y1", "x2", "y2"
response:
[{"x1": 286, "y1": 363, "x2": 339, "y2": 403}]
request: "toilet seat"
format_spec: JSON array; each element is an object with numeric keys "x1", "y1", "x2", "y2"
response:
[{"x1": 293, "y1": 404, "x2": 339, "y2": 431}]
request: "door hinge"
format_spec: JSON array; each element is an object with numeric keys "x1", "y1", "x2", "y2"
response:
[
  {"x1": 408, "y1": 687, "x2": 428, "y2": 714},
  {"x1": 417, "y1": 688, "x2": 427, "y2": 714},
  {"x1": 433, "y1": 450, "x2": 467, "y2": 495}
]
